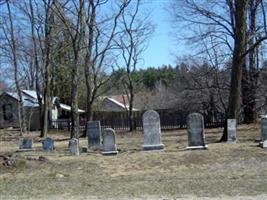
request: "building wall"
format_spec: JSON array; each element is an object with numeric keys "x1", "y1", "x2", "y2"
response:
[
  {"x1": 25, "y1": 107, "x2": 40, "y2": 131},
  {"x1": 100, "y1": 99, "x2": 126, "y2": 112},
  {"x1": 0, "y1": 93, "x2": 41, "y2": 130},
  {"x1": 0, "y1": 93, "x2": 20, "y2": 128}
]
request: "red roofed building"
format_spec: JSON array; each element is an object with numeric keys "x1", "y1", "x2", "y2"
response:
[{"x1": 100, "y1": 95, "x2": 139, "y2": 112}]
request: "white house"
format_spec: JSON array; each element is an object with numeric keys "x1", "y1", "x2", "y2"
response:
[{"x1": 0, "y1": 90, "x2": 84, "y2": 130}]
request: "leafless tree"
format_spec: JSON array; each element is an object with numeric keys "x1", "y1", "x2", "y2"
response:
[
  {"x1": 116, "y1": 0, "x2": 154, "y2": 131},
  {"x1": 83, "y1": 0, "x2": 132, "y2": 132},
  {"x1": 1, "y1": 1, "x2": 27, "y2": 134},
  {"x1": 53, "y1": 0, "x2": 85, "y2": 139},
  {"x1": 171, "y1": 0, "x2": 267, "y2": 141}
]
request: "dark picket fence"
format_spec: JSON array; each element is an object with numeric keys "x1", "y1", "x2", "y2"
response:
[{"x1": 50, "y1": 109, "x2": 225, "y2": 132}]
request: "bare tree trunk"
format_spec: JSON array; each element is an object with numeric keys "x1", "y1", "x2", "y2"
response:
[
  {"x1": 84, "y1": 0, "x2": 95, "y2": 137},
  {"x1": 70, "y1": 0, "x2": 85, "y2": 139},
  {"x1": 28, "y1": 0, "x2": 43, "y2": 136},
  {"x1": 129, "y1": 83, "x2": 135, "y2": 131},
  {"x1": 6, "y1": 2, "x2": 26, "y2": 134},
  {"x1": 221, "y1": 0, "x2": 247, "y2": 141},
  {"x1": 40, "y1": 0, "x2": 55, "y2": 138},
  {"x1": 243, "y1": 0, "x2": 259, "y2": 123},
  {"x1": 70, "y1": 52, "x2": 80, "y2": 139}
]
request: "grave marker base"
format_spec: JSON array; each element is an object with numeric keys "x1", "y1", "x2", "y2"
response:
[
  {"x1": 186, "y1": 145, "x2": 208, "y2": 150},
  {"x1": 16, "y1": 149, "x2": 36, "y2": 152},
  {"x1": 143, "y1": 144, "x2": 165, "y2": 151},
  {"x1": 102, "y1": 150, "x2": 118, "y2": 155}
]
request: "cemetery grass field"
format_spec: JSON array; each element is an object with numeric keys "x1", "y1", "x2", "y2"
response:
[{"x1": 0, "y1": 124, "x2": 267, "y2": 200}]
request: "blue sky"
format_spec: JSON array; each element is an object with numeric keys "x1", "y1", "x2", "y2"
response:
[{"x1": 141, "y1": 0, "x2": 178, "y2": 68}]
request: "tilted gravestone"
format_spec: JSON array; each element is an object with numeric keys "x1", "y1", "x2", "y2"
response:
[
  {"x1": 19, "y1": 138, "x2": 34, "y2": 150},
  {"x1": 260, "y1": 116, "x2": 267, "y2": 148},
  {"x1": 42, "y1": 137, "x2": 54, "y2": 151},
  {"x1": 87, "y1": 121, "x2": 101, "y2": 148},
  {"x1": 227, "y1": 119, "x2": 237, "y2": 144},
  {"x1": 69, "y1": 138, "x2": 79, "y2": 156},
  {"x1": 142, "y1": 110, "x2": 165, "y2": 151},
  {"x1": 102, "y1": 128, "x2": 118, "y2": 155},
  {"x1": 186, "y1": 113, "x2": 208, "y2": 150}
]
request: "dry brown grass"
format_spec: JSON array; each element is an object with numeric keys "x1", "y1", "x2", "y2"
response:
[{"x1": 0, "y1": 124, "x2": 267, "y2": 200}]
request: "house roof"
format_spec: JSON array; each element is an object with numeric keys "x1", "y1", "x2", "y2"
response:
[
  {"x1": 22, "y1": 90, "x2": 38, "y2": 99},
  {"x1": 5, "y1": 91, "x2": 39, "y2": 107},
  {"x1": 1, "y1": 90, "x2": 85, "y2": 112},
  {"x1": 59, "y1": 103, "x2": 85, "y2": 113},
  {"x1": 106, "y1": 95, "x2": 138, "y2": 111},
  {"x1": 110, "y1": 95, "x2": 129, "y2": 106}
]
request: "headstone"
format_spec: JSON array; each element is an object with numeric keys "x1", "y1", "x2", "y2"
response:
[
  {"x1": 260, "y1": 116, "x2": 267, "y2": 148},
  {"x1": 186, "y1": 113, "x2": 208, "y2": 150},
  {"x1": 102, "y1": 128, "x2": 118, "y2": 155},
  {"x1": 262, "y1": 140, "x2": 267, "y2": 148},
  {"x1": 42, "y1": 137, "x2": 54, "y2": 151},
  {"x1": 69, "y1": 138, "x2": 79, "y2": 156},
  {"x1": 87, "y1": 121, "x2": 101, "y2": 148},
  {"x1": 142, "y1": 110, "x2": 165, "y2": 151},
  {"x1": 19, "y1": 138, "x2": 33, "y2": 150},
  {"x1": 227, "y1": 119, "x2": 237, "y2": 143}
]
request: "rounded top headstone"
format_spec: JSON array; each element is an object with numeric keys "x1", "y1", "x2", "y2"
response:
[
  {"x1": 104, "y1": 128, "x2": 116, "y2": 136},
  {"x1": 43, "y1": 137, "x2": 53, "y2": 142},
  {"x1": 143, "y1": 110, "x2": 160, "y2": 123},
  {"x1": 187, "y1": 113, "x2": 203, "y2": 125}
]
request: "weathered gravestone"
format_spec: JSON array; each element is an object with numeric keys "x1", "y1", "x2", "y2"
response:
[
  {"x1": 42, "y1": 137, "x2": 54, "y2": 151},
  {"x1": 87, "y1": 121, "x2": 101, "y2": 148},
  {"x1": 186, "y1": 113, "x2": 208, "y2": 150},
  {"x1": 227, "y1": 119, "x2": 237, "y2": 144},
  {"x1": 19, "y1": 138, "x2": 34, "y2": 150},
  {"x1": 260, "y1": 116, "x2": 267, "y2": 148},
  {"x1": 142, "y1": 110, "x2": 165, "y2": 151},
  {"x1": 102, "y1": 128, "x2": 118, "y2": 155},
  {"x1": 69, "y1": 138, "x2": 79, "y2": 156}
]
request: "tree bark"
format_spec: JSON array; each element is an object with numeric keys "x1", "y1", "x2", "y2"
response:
[
  {"x1": 243, "y1": 0, "x2": 259, "y2": 123},
  {"x1": 83, "y1": 0, "x2": 95, "y2": 137},
  {"x1": 6, "y1": 2, "x2": 27, "y2": 134},
  {"x1": 40, "y1": 0, "x2": 55, "y2": 138},
  {"x1": 221, "y1": 0, "x2": 247, "y2": 141}
]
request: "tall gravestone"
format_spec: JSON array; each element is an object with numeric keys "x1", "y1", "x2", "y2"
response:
[
  {"x1": 227, "y1": 119, "x2": 237, "y2": 144},
  {"x1": 42, "y1": 137, "x2": 54, "y2": 151},
  {"x1": 19, "y1": 138, "x2": 34, "y2": 150},
  {"x1": 186, "y1": 113, "x2": 208, "y2": 150},
  {"x1": 87, "y1": 121, "x2": 101, "y2": 148},
  {"x1": 142, "y1": 110, "x2": 165, "y2": 151},
  {"x1": 260, "y1": 116, "x2": 267, "y2": 148},
  {"x1": 69, "y1": 138, "x2": 79, "y2": 156},
  {"x1": 102, "y1": 128, "x2": 118, "y2": 155}
]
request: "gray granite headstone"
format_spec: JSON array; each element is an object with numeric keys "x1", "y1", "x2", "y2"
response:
[
  {"x1": 102, "y1": 128, "x2": 118, "y2": 155},
  {"x1": 19, "y1": 138, "x2": 33, "y2": 150},
  {"x1": 186, "y1": 113, "x2": 208, "y2": 150},
  {"x1": 142, "y1": 110, "x2": 165, "y2": 151},
  {"x1": 260, "y1": 116, "x2": 267, "y2": 148},
  {"x1": 262, "y1": 140, "x2": 267, "y2": 148},
  {"x1": 42, "y1": 137, "x2": 54, "y2": 151},
  {"x1": 227, "y1": 119, "x2": 237, "y2": 143},
  {"x1": 87, "y1": 121, "x2": 101, "y2": 148},
  {"x1": 69, "y1": 138, "x2": 79, "y2": 156}
]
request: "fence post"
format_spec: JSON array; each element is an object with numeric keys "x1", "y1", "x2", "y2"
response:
[
  {"x1": 68, "y1": 119, "x2": 70, "y2": 131},
  {"x1": 111, "y1": 112, "x2": 114, "y2": 129},
  {"x1": 133, "y1": 112, "x2": 136, "y2": 130}
]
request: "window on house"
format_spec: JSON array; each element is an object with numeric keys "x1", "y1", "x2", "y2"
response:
[{"x1": 3, "y1": 104, "x2": 13, "y2": 121}]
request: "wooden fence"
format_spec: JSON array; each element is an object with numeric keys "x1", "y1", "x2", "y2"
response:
[{"x1": 50, "y1": 109, "x2": 225, "y2": 131}]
